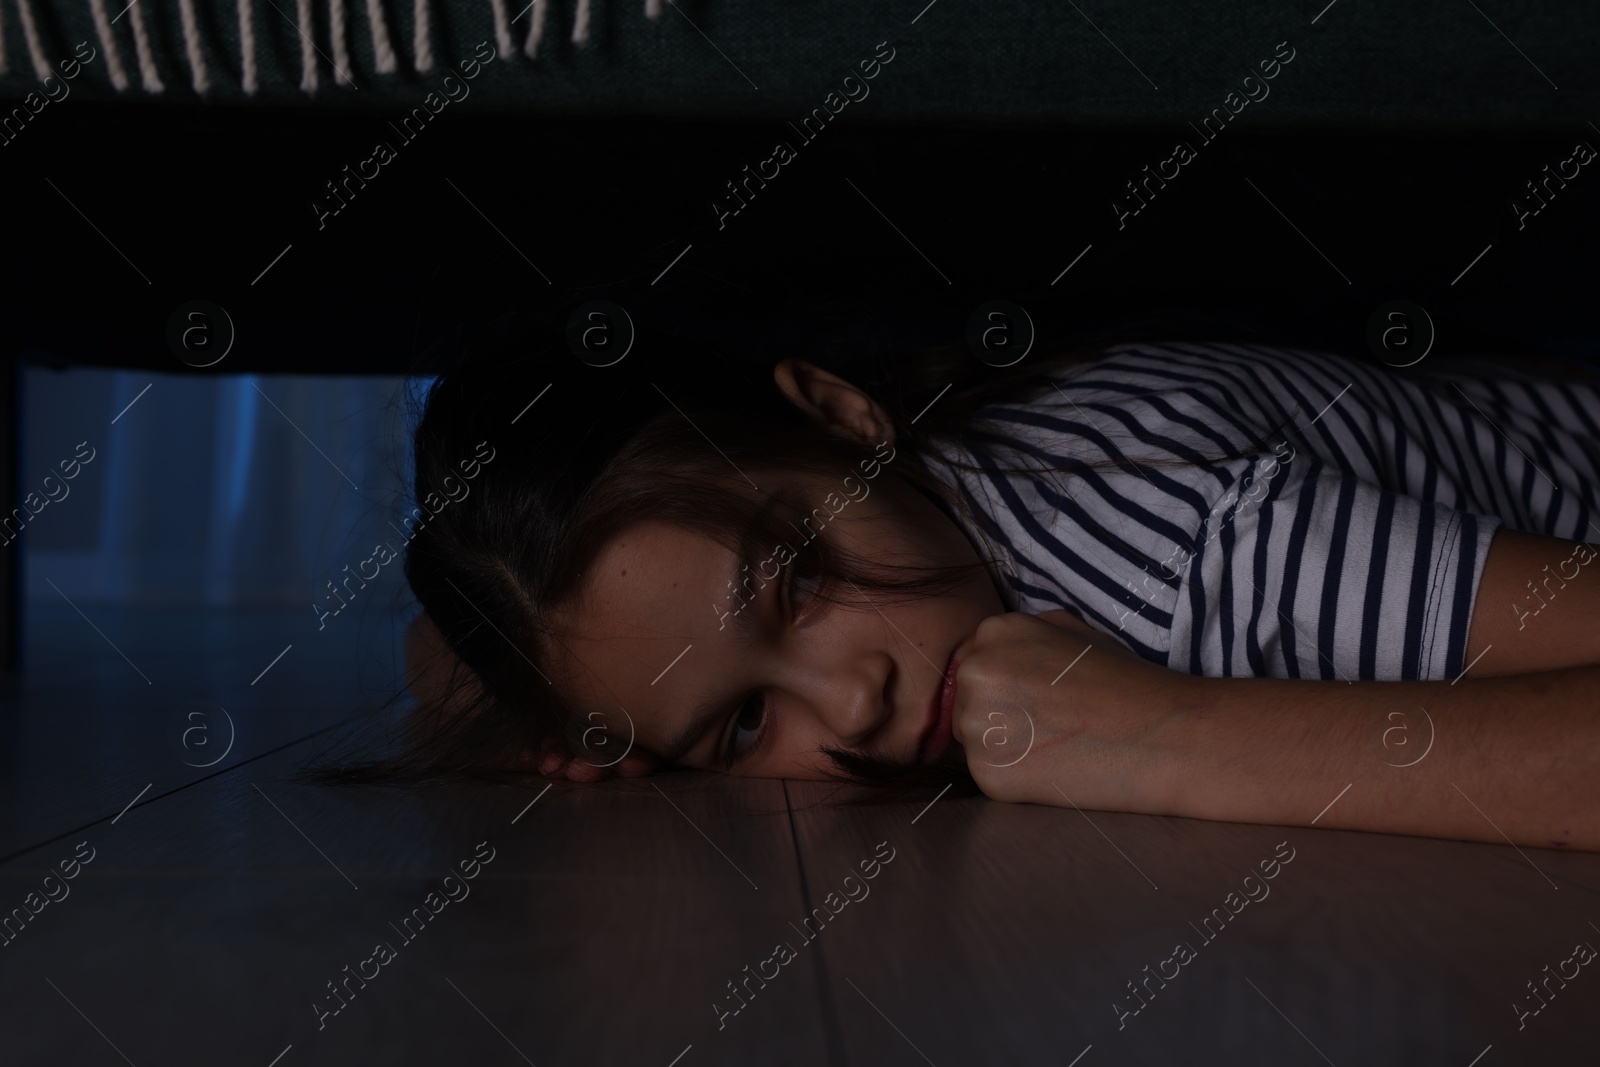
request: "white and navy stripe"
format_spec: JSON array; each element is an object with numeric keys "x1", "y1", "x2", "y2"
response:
[{"x1": 919, "y1": 342, "x2": 1600, "y2": 682}]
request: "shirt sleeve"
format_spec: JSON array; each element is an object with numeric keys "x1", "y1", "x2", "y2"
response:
[{"x1": 1164, "y1": 446, "x2": 1502, "y2": 681}]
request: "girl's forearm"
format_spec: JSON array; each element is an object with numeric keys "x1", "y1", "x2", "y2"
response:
[{"x1": 1160, "y1": 665, "x2": 1600, "y2": 850}]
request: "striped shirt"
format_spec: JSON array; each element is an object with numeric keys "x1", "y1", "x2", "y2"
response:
[{"x1": 919, "y1": 342, "x2": 1600, "y2": 682}]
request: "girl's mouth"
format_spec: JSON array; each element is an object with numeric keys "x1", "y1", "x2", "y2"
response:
[{"x1": 918, "y1": 653, "x2": 959, "y2": 764}]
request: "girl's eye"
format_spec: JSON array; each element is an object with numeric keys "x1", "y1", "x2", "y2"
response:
[{"x1": 725, "y1": 693, "x2": 768, "y2": 767}]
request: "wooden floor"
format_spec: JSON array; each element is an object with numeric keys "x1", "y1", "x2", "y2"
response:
[{"x1": 2, "y1": 605, "x2": 1597, "y2": 1066}]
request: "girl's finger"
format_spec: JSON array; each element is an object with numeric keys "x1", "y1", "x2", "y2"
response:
[
  {"x1": 614, "y1": 753, "x2": 658, "y2": 778},
  {"x1": 563, "y1": 759, "x2": 609, "y2": 782}
]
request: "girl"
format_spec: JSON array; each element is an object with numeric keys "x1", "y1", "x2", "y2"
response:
[{"x1": 384, "y1": 322, "x2": 1600, "y2": 850}]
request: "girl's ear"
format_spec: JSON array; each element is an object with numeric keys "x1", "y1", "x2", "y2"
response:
[{"x1": 771, "y1": 359, "x2": 896, "y2": 448}]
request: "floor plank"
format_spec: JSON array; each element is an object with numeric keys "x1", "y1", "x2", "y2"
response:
[
  {"x1": 785, "y1": 780, "x2": 1600, "y2": 1066},
  {"x1": 0, "y1": 737, "x2": 831, "y2": 1066},
  {"x1": 0, "y1": 604, "x2": 404, "y2": 858}
]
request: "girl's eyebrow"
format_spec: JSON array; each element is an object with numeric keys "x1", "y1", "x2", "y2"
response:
[
  {"x1": 718, "y1": 495, "x2": 790, "y2": 649},
  {"x1": 718, "y1": 524, "x2": 762, "y2": 643},
  {"x1": 656, "y1": 514, "x2": 773, "y2": 764}
]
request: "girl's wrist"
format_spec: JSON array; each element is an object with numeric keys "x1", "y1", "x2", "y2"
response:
[
  {"x1": 1142, "y1": 677, "x2": 1232, "y2": 820},
  {"x1": 1149, "y1": 675, "x2": 1363, "y2": 826}
]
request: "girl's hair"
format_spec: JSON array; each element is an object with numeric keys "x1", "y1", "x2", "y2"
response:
[{"x1": 313, "y1": 309, "x2": 1296, "y2": 800}]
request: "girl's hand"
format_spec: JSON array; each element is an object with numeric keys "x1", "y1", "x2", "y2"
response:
[
  {"x1": 950, "y1": 610, "x2": 1193, "y2": 812},
  {"x1": 949, "y1": 611, "x2": 1600, "y2": 850},
  {"x1": 526, "y1": 734, "x2": 658, "y2": 782}
]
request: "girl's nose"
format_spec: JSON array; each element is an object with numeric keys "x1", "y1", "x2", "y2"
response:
[{"x1": 812, "y1": 655, "x2": 895, "y2": 749}]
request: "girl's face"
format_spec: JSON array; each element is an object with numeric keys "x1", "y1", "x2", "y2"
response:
[{"x1": 543, "y1": 361, "x2": 1008, "y2": 779}]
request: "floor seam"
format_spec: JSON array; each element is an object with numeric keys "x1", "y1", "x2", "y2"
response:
[
  {"x1": 782, "y1": 779, "x2": 851, "y2": 1067},
  {"x1": 0, "y1": 713, "x2": 365, "y2": 867}
]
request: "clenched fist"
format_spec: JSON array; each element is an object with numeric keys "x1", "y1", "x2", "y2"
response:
[{"x1": 948, "y1": 610, "x2": 1193, "y2": 812}]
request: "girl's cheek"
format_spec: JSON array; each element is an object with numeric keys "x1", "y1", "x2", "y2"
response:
[{"x1": 757, "y1": 718, "x2": 826, "y2": 781}]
